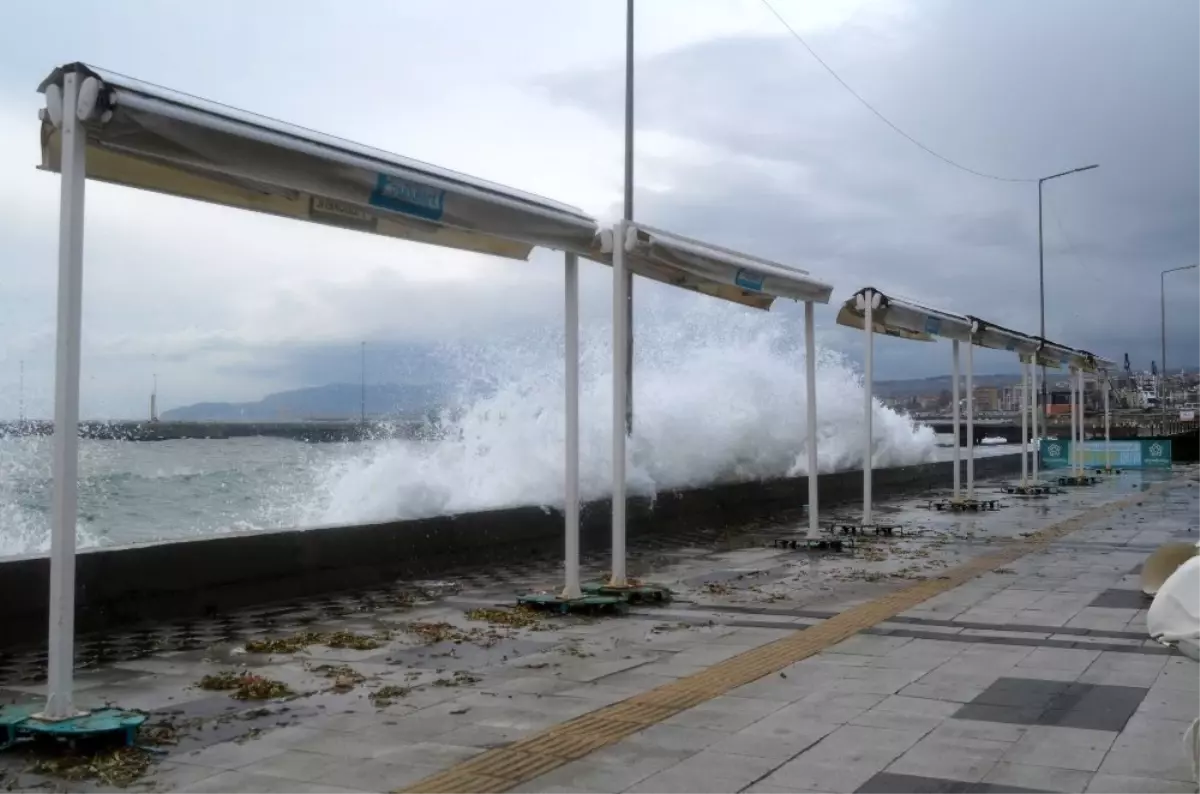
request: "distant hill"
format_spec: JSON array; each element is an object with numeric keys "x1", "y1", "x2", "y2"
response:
[
  {"x1": 873, "y1": 373, "x2": 1021, "y2": 399},
  {"x1": 161, "y1": 382, "x2": 449, "y2": 421}
]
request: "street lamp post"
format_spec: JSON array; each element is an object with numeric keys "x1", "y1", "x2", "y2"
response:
[
  {"x1": 1038, "y1": 164, "x2": 1098, "y2": 430},
  {"x1": 623, "y1": 0, "x2": 635, "y2": 437},
  {"x1": 1161, "y1": 264, "x2": 1199, "y2": 421}
]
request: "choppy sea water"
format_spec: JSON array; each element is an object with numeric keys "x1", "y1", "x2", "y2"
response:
[{"x1": 0, "y1": 312, "x2": 1019, "y2": 558}]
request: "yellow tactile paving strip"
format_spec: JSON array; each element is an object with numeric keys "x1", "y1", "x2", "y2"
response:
[{"x1": 400, "y1": 484, "x2": 1171, "y2": 793}]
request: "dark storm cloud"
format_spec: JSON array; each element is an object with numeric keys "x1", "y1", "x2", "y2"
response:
[{"x1": 538, "y1": 0, "x2": 1199, "y2": 376}]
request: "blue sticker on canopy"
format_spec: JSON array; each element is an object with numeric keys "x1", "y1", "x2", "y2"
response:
[
  {"x1": 924, "y1": 316, "x2": 942, "y2": 335},
  {"x1": 369, "y1": 174, "x2": 445, "y2": 221},
  {"x1": 735, "y1": 269, "x2": 765, "y2": 291}
]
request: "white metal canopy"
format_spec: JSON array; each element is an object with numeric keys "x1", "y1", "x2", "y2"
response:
[
  {"x1": 835, "y1": 288, "x2": 1050, "y2": 516},
  {"x1": 835, "y1": 288, "x2": 980, "y2": 521},
  {"x1": 587, "y1": 223, "x2": 834, "y2": 309},
  {"x1": 38, "y1": 63, "x2": 598, "y2": 259},
  {"x1": 834, "y1": 288, "x2": 973, "y2": 343},
  {"x1": 602, "y1": 219, "x2": 835, "y2": 585},
  {"x1": 36, "y1": 62, "x2": 600, "y2": 722}
]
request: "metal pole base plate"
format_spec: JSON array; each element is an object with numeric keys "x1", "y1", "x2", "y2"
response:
[
  {"x1": 580, "y1": 581, "x2": 672, "y2": 604},
  {"x1": 516, "y1": 592, "x2": 628, "y2": 615},
  {"x1": 0, "y1": 705, "x2": 146, "y2": 750},
  {"x1": 1001, "y1": 484, "x2": 1054, "y2": 496},
  {"x1": 772, "y1": 537, "x2": 854, "y2": 552},
  {"x1": 826, "y1": 522, "x2": 904, "y2": 537},
  {"x1": 929, "y1": 498, "x2": 1000, "y2": 512},
  {"x1": 1057, "y1": 475, "x2": 1101, "y2": 487}
]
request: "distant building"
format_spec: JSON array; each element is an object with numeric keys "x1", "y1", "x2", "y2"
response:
[{"x1": 974, "y1": 387, "x2": 1000, "y2": 412}]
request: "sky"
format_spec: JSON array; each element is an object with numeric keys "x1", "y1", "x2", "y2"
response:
[{"x1": 0, "y1": 0, "x2": 1196, "y2": 419}]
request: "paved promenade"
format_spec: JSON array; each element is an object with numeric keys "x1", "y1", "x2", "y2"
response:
[{"x1": 1, "y1": 468, "x2": 1196, "y2": 793}]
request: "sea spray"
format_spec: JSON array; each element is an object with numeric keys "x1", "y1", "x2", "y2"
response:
[
  {"x1": 300, "y1": 310, "x2": 936, "y2": 525},
  {"x1": 1, "y1": 309, "x2": 938, "y2": 556}
]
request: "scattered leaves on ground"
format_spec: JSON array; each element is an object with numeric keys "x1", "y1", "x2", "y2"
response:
[
  {"x1": 464, "y1": 607, "x2": 545, "y2": 630},
  {"x1": 311, "y1": 664, "x2": 366, "y2": 691},
  {"x1": 197, "y1": 671, "x2": 292, "y2": 700},
  {"x1": 432, "y1": 671, "x2": 481, "y2": 687},
  {"x1": 243, "y1": 630, "x2": 384, "y2": 654},
  {"x1": 369, "y1": 685, "x2": 411, "y2": 708},
  {"x1": 29, "y1": 746, "x2": 154, "y2": 788},
  {"x1": 138, "y1": 722, "x2": 180, "y2": 746}
]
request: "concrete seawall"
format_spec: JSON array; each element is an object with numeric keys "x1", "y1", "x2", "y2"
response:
[{"x1": 0, "y1": 453, "x2": 1024, "y2": 647}]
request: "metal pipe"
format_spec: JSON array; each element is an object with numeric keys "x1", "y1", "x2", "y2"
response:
[
  {"x1": 1161, "y1": 264, "x2": 1199, "y2": 423},
  {"x1": 1038, "y1": 164, "x2": 1098, "y2": 436},
  {"x1": 43, "y1": 70, "x2": 87, "y2": 722},
  {"x1": 1077, "y1": 367, "x2": 1085, "y2": 477},
  {"x1": 805, "y1": 300, "x2": 819, "y2": 539},
  {"x1": 623, "y1": 0, "x2": 635, "y2": 436},
  {"x1": 562, "y1": 252, "x2": 581, "y2": 599},
  {"x1": 1103, "y1": 374, "x2": 1111, "y2": 470},
  {"x1": 863, "y1": 291, "x2": 874, "y2": 527},
  {"x1": 1031, "y1": 364, "x2": 1040, "y2": 482},
  {"x1": 1020, "y1": 358, "x2": 1029, "y2": 486},
  {"x1": 966, "y1": 340, "x2": 975, "y2": 499},
  {"x1": 1162, "y1": 269, "x2": 1166, "y2": 422},
  {"x1": 1038, "y1": 180, "x2": 1046, "y2": 434},
  {"x1": 610, "y1": 221, "x2": 628, "y2": 587},
  {"x1": 952, "y1": 340, "x2": 961, "y2": 500}
]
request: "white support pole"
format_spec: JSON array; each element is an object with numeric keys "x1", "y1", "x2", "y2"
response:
[
  {"x1": 804, "y1": 300, "x2": 819, "y2": 539},
  {"x1": 952, "y1": 340, "x2": 961, "y2": 500},
  {"x1": 562, "y1": 252, "x2": 581, "y2": 600},
  {"x1": 610, "y1": 221, "x2": 628, "y2": 588},
  {"x1": 1103, "y1": 375, "x2": 1111, "y2": 470},
  {"x1": 1020, "y1": 358, "x2": 1029, "y2": 486},
  {"x1": 1070, "y1": 374, "x2": 1080, "y2": 472},
  {"x1": 1077, "y1": 367, "x2": 1085, "y2": 477},
  {"x1": 862, "y1": 291, "x2": 874, "y2": 527},
  {"x1": 42, "y1": 71, "x2": 87, "y2": 722},
  {"x1": 1068, "y1": 369, "x2": 1077, "y2": 474},
  {"x1": 966, "y1": 339, "x2": 975, "y2": 499},
  {"x1": 1031, "y1": 364, "x2": 1040, "y2": 482}
]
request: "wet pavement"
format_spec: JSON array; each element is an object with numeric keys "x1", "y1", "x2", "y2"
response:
[{"x1": 0, "y1": 466, "x2": 1196, "y2": 793}]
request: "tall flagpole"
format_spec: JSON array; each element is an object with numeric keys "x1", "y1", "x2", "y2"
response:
[{"x1": 623, "y1": 0, "x2": 634, "y2": 436}]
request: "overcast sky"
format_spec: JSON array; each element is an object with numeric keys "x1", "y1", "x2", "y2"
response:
[{"x1": 1, "y1": 0, "x2": 1196, "y2": 419}]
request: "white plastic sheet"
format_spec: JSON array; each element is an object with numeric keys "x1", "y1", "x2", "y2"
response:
[{"x1": 1147, "y1": 552, "x2": 1200, "y2": 660}]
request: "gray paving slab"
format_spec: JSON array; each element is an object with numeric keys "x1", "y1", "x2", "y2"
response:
[
  {"x1": 1085, "y1": 773, "x2": 1200, "y2": 793},
  {"x1": 1002, "y1": 725, "x2": 1117, "y2": 772},
  {"x1": 2, "y1": 469, "x2": 1194, "y2": 793}
]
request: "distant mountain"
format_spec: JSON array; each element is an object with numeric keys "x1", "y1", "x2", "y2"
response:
[{"x1": 161, "y1": 382, "x2": 449, "y2": 421}]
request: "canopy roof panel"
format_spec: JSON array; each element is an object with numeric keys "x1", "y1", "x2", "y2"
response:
[
  {"x1": 970, "y1": 318, "x2": 1040, "y2": 355},
  {"x1": 38, "y1": 62, "x2": 598, "y2": 260},
  {"x1": 835, "y1": 287, "x2": 972, "y2": 342},
  {"x1": 588, "y1": 222, "x2": 834, "y2": 310},
  {"x1": 1035, "y1": 340, "x2": 1114, "y2": 372}
]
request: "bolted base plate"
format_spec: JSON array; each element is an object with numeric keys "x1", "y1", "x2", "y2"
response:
[
  {"x1": 772, "y1": 537, "x2": 854, "y2": 552},
  {"x1": 929, "y1": 498, "x2": 1000, "y2": 512},
  {"x1": 516, "y1": 591, "x2": 628, "y2": 615},
  {"x1": 580, "y1": 581, "x2": 672, "y2": 604},
  {"x1": 0, "y1": 705, "x2": 146, "y2": 750},
  {"x1": 1057, "y1": 474, "x2": 1101, "y2": 487},
  {"x1": 825, "y1": 522, "x2": 904, "y2": 537}
]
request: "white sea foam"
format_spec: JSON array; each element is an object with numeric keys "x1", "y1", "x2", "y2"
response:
[
  {"x1": 2, "y1": 310, "x2": 939, "y2": 556},
  {"x1": 300, "y1": 312, "x2": 937, "y2": 525}
]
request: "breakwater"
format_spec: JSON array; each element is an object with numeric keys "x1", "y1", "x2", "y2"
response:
[
  {"x1": 0, "y1": 419, "x2": 429, "y2": 442},
  {"x1": 0, "y1": 452, "x2": 1026, "y2": 646}
]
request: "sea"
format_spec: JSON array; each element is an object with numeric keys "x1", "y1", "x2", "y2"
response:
[{"x1": 0, "y1": 316, "x2": 1018, "y2": 559}]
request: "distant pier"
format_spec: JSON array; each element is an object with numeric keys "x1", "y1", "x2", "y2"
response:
[{"x1": 0, "y1": 419, "x2": 431, "y2": 443}]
